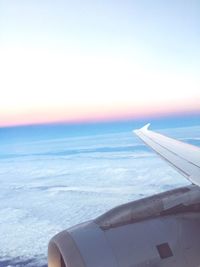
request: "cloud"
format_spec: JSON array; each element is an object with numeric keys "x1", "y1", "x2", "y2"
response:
[{"x1": 0, "y1": 126, "x2": 195, "y2": 265}]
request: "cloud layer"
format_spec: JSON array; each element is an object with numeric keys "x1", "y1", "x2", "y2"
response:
[{"x1": 0, "y1": 126, "x2": 198, "y2": 266}]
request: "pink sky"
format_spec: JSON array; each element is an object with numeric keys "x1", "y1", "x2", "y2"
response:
[
  {"x1": 1, "y1": 46, "x2": 199, "y2": 127},
  {"x1": 1, "y1": 99, "x2": 199, "y2": 127},
  {"x1": 1, "y1": 1, "x2": 199, "y2": 127}
]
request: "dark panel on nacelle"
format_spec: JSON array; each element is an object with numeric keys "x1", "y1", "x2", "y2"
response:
[
  {"x1": 103, "y1": 214, "x2": 200, "y2": 267},
  {"x1": 156, "y1": 243, "x2": 173, "y2": 259},
  {"x1": 48, "y1": 185, "x2": 200, "y2": 267}
]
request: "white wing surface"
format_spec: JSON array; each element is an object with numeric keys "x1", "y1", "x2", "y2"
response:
[{"x1": 134, "y1": 124, "x2": 200, "y2": 186}]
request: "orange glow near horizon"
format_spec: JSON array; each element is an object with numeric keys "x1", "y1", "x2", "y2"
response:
[
  {"x1": 0, "y1": 47, "x2": 199, "y2": 128},
  {"x1": 1, "y1": 1, "x2": 200, "y2": 128},
  {"x1": 1, "y1": 99, "x2": 199, "y2": 127}
]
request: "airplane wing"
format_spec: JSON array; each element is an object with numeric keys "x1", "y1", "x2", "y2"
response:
[{"x1": 134, "y1": 124, "x2": 200, "y2": 186}]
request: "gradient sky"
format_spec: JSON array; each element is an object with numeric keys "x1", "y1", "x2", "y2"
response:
[{"x1": 0, "y1": 0, "x2": 200, "y2": 126}]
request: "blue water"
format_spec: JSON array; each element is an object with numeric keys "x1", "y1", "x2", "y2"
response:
[{"x1": 0, "y1": 122, "x2": 199, "y2": 266}]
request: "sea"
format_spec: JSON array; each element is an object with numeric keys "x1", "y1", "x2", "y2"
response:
[{"x1": 0, "y1": 118, "x2": 199, "y2": 266}]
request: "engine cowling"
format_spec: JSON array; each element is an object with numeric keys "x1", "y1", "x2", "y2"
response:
[
  {"x1": 48, "y1": 185, "x2": 200, "y2": 267},
  {"x1": 48, "y1": 222, "x2": 118, "y2": 267}
]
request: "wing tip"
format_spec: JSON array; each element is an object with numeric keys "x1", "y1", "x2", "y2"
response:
[{"x1": 133, "y1": 123, "x2": 151, "y2": 134}]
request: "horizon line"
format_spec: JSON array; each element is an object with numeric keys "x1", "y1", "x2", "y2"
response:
[{"x1": 1, "y1": 110, "x2": 199, "y2": 129}]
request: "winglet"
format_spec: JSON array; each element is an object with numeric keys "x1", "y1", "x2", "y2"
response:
[
  {"x1": 141, "y1": 123, "x2": 150, "y2": 131},
  {"x1": 133, "y1": 123, "x2": 150, "y2": 134}
]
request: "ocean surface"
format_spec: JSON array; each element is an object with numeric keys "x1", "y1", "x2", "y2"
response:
[{"x1": 0, "y1": 123, "x2": 200, "y2": 266}]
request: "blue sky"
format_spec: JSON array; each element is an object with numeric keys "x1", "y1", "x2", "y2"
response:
[
  {"x1": 1, "y1": 0, "x2": 199, "y2": 62},
  {"x1": 0, "y1": 0, "x2": 199, "y2": 126}
]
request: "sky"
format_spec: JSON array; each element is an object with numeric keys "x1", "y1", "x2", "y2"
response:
[{"x1": 0, "y1": 0, "x2": 200, "y2": 127}]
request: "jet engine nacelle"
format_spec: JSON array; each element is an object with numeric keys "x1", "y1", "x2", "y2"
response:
[{"x1": 48, "y1": 185, "x2": 200, "y2": 267}]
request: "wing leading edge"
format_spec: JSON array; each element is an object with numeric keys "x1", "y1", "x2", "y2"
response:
[{"x1": 134, "y1": 124, "x2": 200, "y2": 186}]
